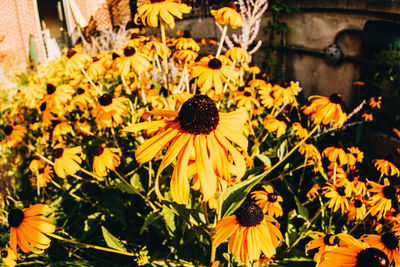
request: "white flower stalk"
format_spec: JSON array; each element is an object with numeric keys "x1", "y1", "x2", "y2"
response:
[{"x1": 216, "y1": 0, "x2": 269, "y2": 55}]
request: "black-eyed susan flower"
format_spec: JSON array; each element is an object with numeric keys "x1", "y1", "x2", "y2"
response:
[
  {"x1": 251, "y1": 185, "x2": 283, "y2": 217},
  {"x1": 8, "y1": 204, "x2": 55, "y2": 253},
  {"x1": 87, "y1": 56, "x2": 107, "y2": 79},
  {"x1": 322, "y1": 183, "x2": 349, "y2": 214},
  {"x1": 118, "y1": 46, "x2": 152, "y2": 77},
  {"x1": 368, "y1": 179, "x2": 397, "y2": 220},
  {"x1": 263, "y1": 115, "x2": 286, "y2": 138},
  {"x1": 52, "y1": 120, "x2": 75, "y2": 142},
  {"x1": 362, "y1": 108, "x2": 373, "y2": 122},
  {"x1": 305, "y1": 233, "x2": 340, "y2": 263},
  {"x1": 3, "y1": 124, "x2": 26, "y2": 147},
  {"x1": 1, "y1": 248, "x2": 17, "y2": 267},
  {"x1": 36, "y1": 166, "x2": 53, "y2": 189},
  {"x1": 302, "y1": 93, "x2": 347, "y2": 128},
  {"x1": 65, "y1": 48, "x2": 92, "y2": 76},
  {"x1": 234, "y1": 89, "x2": 260, "y2": 111},
  {"x1": 347, "y1": 147, "x2": 364, "y2": 166},
  {"x1": 135, "y1": 0, "x2": 192, "y2": 29},
  {"x1": 225, "y1": 45, "x2": 250, "y2": 63},
  {"x1": 191, "y1": 56, "x2": 238, "y2": 95},
  {"x1": 53, "y1": 143, "x2": 82, "y2": 179},
  {"x1": 319, "y1": 233, "x2": 389, "y2": 267},
  {"x1": 374, "y1": 158, "x2": 400, "y2": 177},
  {"x1": 361, "y1": 233, "x2": 400, "y2": 266},
  {"x1": 322, "y1": 143, "x2": 348, "y2": 166},
  {"x1": 272, "y1": 82, "x2": 300, "y2": 107},
  {"x1": 42, "y1": 84, "x2": 75, "y2": 115},
  {"x1": 175, "y1": 31, "x2": 200, "y2": 52},
  {"x1": 292, "y1": 122, "x2": 308, "y2": 139},
  {"x1": 39, "y1": 101, "x2": 56, "y2": 127},
  {"x1": 92, "y1": 144, "x2": 121, "y2": 177},
  {"x1": 70, "y1": 86, "x2": 96, "y2": 110},
  {"x1": 123, "y1": 94, "x2": 248, "y2": 204},
  {"x1": 306, "y1": 184, "x2": 321, "y2": 201},
  {"x1": 173, "y1": 49, "x2": 198, "y2": 63},
  {"x1": 91, "y1": 94, "x2": 128, "y2": 128},
  {"x1": 211, "y1": 5, "x2": 243, "y2": 29},
  {"x1": 213, "y1": 201, "x2": 282, "y2": 263},
  {"x1": 370, "y1": 96, "x2": 382, "y2": 109},
  {"x1": 347, "y1": 198, "x2": 367, "y2": 222},
  {"x1": 140, "y1": 39, "x2": 171, "y2": 59}
]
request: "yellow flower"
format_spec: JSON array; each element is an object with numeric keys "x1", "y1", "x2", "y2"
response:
[
  {"x1": 374, "y1": 158, "x2": 400, "y2": 177},
  {"x1": 87, "y1": 56, "x2": 106, "y2": 79},
  {"x1": 272, "y1": 82, "x2": 300, "y2": 107},
  {"x1": 191, "y1": 56, "x2": 239, "y2": 95},
  {"x1": 306, "y1": 184, "x2": 321, "y2": 201},
  {"x1": 52, "y1": 120, "x2": 75, "y2": 142},
  {"x1": 305, "y1": 233, "x2": 339, "y2": 263},
  {"x1": 39, "y1": 101, "x2": 56, "y2": 127},
  {"x1": 92, "y1": 144, "x2": 121, "y2": 177},
  {"x1": 302, "y1": 93, "x2": 347, "y2": 128},
  {"x1": 263, "y1": 115, "x2": 287, "y2": 137},
  {"x1": 361, "y1": 233, "x2": 400, "y2": 266},
  {"x1": 3, "y1": 124, "x2": 26, "y2": 147},
  {"x1": 211, "y1": 6, "x2": 243, "y2": 29},
  {"x1": 213, "y1": 201, "x2": 282, "y2": 263},
  {"x1": 173, "y1": 49, "x2": 198, "y2": 63},
  {"x1": 322, "y1": 144, "x2": 348, "y2": 165},
  {"x1": 251, "y1": 185, "x2": 283, "y2": 217},
  {"x1": 65, "y1": 49, "x2": 92, "y2": 76},
  {"x1": 234, "y1": 89, "x2": 260, "y2": 111},
  {"x1": 42, "y1": 84, "x2": 75, "y2": 115},
  {"x1": 319, "y1": 234, "x2": 389, "y2": 267},
  {"x1": 225, "y1": 46, "x2": 250, "y2": 63},
  {"x1": 347, "y1": 147, "x2": 364, "y2": 165},
  {"x1": 140, "y1": 39, "x2": 171, "y2": 59},
  {"x1": 53, "y1": 144, "x2": 82, "y2": 179},
  {"x1": 362, "y1": 109, "x2": 373, "y2": 122},
  {"x1": 91, "y1": 94, "x2": 128, "y2": 128},
  {"x1": 36, "y1": 166, "x2": 53, "y2": 189},
  {"x1": 8, "y1": 204, "x2": 55, "y2": 253},
  {"x1": 346, "y1": 198, "x2": 367, "y2": 223},
  {"x1": 322, "y1": 183, "x2": 349, "y2": 214},
  {"x1": 175, "y1": 31, "x2": 200, "y2": 52},
  {"x1": 118, "y1": 46, "x2": 152, "y2": 77},
  {"x1": 367, "y1": 178, "x2": 397, "y2": 220},
  {"x1": 1, "y1": 248, "x2": 17, "y2": 267},
  {"x1": 135, "y1": 0, "x2": 192, "y2": 29},
  {"x1": 292, "y1": 122, "x2": 308, "y2": 139},
  {"x1": 370, "y1": 96, "x2": 382, "y2": 109},
  {"x1": 70, "y1": 86, "x2": 96, "y2": 110},
  {"x1": 123, "y1": 94, "x2": 248, "y2": 204}
]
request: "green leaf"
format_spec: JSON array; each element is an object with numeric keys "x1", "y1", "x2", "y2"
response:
[
  {"x1": 130, "y1": 173, "x2": 144, "y2": 192},
  {"x1": 221, "y1": 168, "x2": 266, "y2": 218},
  {"x1": 255, "y1": 153, "x2": 271, "y2": 168},
  {"x1": 140, "y1": 213, "x2": 160, "y2": 234},
  {"x1": 101, "y1": 226, "x2": 126, "y2": 252},
  {"x1": 277, "y1": 139, "x2": 288, "y2": 160},
  {"x1": 161, "y1": 205, "x2": 176, "y2": 234}
]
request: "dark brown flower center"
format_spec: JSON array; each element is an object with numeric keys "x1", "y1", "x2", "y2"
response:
[
  {"x1": 67, "y1": 49, "x2": 77, "y2": 59},
  {"x1": 99, "y1": 94, "x2": 113, "y2": 106},
  {"x1": 381, "y1": 233, "x2": 399, "y2": 250},
  {"x1": 268, "y1": 193, "x2": 278, "y2": 202},
  {"x1": 4, "y1": 126, "x2": 13, "y2": 136},
  {"x1": 356, "y1": 248, "x2": 388, "y2": 267},
  {"x1": 329, "y1": 93, "x2": 343, "y2": 104},
  {"x1": 354, "y1": 199, "x2": 363, "y2": 208},
  {"x1": 183, "y1": 31, "x2": 192, "y2": 38},
  {"x1": 244, "y1": 91, "x2": 252, "y2": 97},
  {"x1": 238, "y1": 86, "x2": 245, "y2": 92},
  {"x1": 77, "y1": 88, "x2": 85, "y2": 95},
  {"x1": 178, "y1": 94, "x2": 219, "y2": 135},
  {"x1": 112, "y1": 52, "x2": 120, "y2": 60},
  {"x1": 323, "y1": 234, "x2": 339, "y2": 246},
  {"x1": 8, "y1": 208, "x2": 24, "y2": 228},
  {"x1": 124, "y1": 46, "x2": 136, "y2": 57},
  {"x1": 46, "y1": 84, "x2": 56, "y2": 95},
  {"x1": 383, "y1": 186, "x2": 396, "y2": 199},
  {"x1": 53, "y1": 148, "x2": 64, "y2": 159},
  {"x1": 1, "y1": 250, "x2": 7, "y2": 258},
  {"x1": 150, "y1": 0, "x2": 165, "y2": 2},
  {"x1": 280, "y1": 82, "x2": 290, "y2": 88},
  {"x1": 93, "y1": 145, "x2": 104, "y2": 156},
  {"x1": 208, "y1": 58, "x2": 222, "y2": 70},
  {"x1": 40, "y1": 102, "x2": 47, "y2": 111},
  {"x1": 92, "y1": 56, "x2": 99, "y2": 62},
  {"x1": 39, "y1": 167, "x2": 45, "y2": 174},
  {"x1": 337, "y1": 186, "x2": 346, "y2": 196},
  {"x1": 235, "y1": 201, "x2": 264, "y2": 227}
]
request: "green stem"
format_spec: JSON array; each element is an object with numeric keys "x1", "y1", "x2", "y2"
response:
[
  {"x1": 216, "y1": 25, "x2": 228, "y2": 58},
  {"x1": 160, "y1": 23, "x2": 169, "y2": 92},
  {"x1": 49, "y1": 233, "x2": 137, "y2": 257}
]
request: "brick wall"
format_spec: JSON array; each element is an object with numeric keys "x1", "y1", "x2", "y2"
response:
[{"x1": 0, "y1": 0, "x2": 44, "y2": 63}]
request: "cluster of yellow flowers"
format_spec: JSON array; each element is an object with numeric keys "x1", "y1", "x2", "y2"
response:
[{"x1": 0, "y1": 1, "x2": 398, "y2": 266}]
